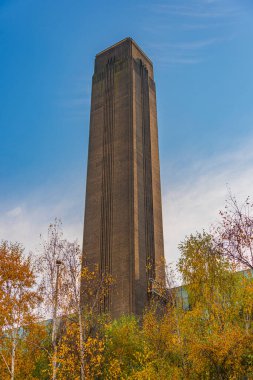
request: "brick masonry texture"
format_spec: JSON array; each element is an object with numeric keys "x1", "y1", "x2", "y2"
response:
[{"x1": 82, "y1": 38, "x2": 165, "y2": 318}]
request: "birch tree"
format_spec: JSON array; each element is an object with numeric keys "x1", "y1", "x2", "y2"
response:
[
  {"x1": 38, "y1": 220, "x2": 114, "y2": 379},
  {"x1": 56, "y1": 243, "x2": 114, "y2": 380},
  {"x1": 37, "y1": 219, "x2": 68, "y2": 380}
]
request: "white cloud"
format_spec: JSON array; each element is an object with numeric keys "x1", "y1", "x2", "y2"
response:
[
  {"x1": 1, "y1": 136, "x2": 253, "y2": 272},
  {"x1": 6, "y1": 206, "x2": 22, "y2": 217},
  {"x1": 163, "y1": 136, "x2": 253, "y2": 265},
  {"x1": 0, "y1": 188, "x2": 84, "y2": 257}
]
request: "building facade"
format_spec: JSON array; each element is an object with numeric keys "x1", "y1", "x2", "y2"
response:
[{"x1": 82, "y1": 38, "x2": 165, "y2": 318}]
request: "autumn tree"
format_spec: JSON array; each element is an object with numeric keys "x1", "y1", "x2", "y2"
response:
[
  {"x1": 56, "y1": 246, "x2": 114, "y2": 380},
  {"x1": 8, "y1": 322, "x2": 50, "y2": 380},
  {"x1": 38, "y1": 219, "x2": 114, "y2": 380},
  {"x1": 0, "y1": 241, "x2": 41, "y2": 380},
  {"x1": 178, "y1": 231, "x2": 253, "y2": 379},
  {"x1": 99, "y1": 268, "x2": 185, "y2": 380},
  {"x1": 100, "y1": 315, "x2": 144, "y2": 379}
]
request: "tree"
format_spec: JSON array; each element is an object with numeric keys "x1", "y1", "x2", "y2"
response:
[
  {"x1": 217, "y1": 192, "x2": 253, "y2": 270},
  {"x1": 99, "y1": 267, "x2": 185, "y2": 380},
  {"x1": 0, "y1": 241, "x2": 41, "y2": 380},
  {"x1": 56, "y1": 247, "x2": 114, "y2": 380},
  {"x1": 101, "y1": 315, "x2": 144, "y2": 379},
  {"x1": 178, "y1": 231, "x2": 253, "y2": 379},
  {"x1": 10, "y1": 322, "x2": 50, "y2": 380},
  {"x1": 37, "y1": 219, "x2": 67, "y2": 380},
  {"x1": 38, "y1": 219, "x2": 114, "y2": 380}
]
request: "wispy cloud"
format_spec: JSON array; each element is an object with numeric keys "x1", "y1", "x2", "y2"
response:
[
  {"x1": 157, "y1": 56, "x2": 203, "y2": 66},
  {"x1": 150, "y1": 4, "x2": 241, "y2": 18},
  {"x1": 150, "y1": 37, "x2": 219, "y2": 65},
  {"x1": 6, "y1": 206, "x2": 22, "y2": 217},
  {"x1": 142, "y1": 0, "x2": 244, "y2": 65},
  {"x1": 150, "y1": 37, "x2": 219, "y2": 50},
  {"x1": 163, "y1": 135, "x2": 253, "y2": 265}
]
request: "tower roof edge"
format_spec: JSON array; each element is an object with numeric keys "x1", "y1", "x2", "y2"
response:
[{"x1": 96, "y1": 37, "x2": 153, "y2": 66}]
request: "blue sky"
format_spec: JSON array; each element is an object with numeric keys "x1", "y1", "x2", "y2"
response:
[{"x1": 1, "y1": 0, "x2": 253, "y2": 263}]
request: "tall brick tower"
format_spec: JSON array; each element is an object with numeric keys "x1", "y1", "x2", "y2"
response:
[{"x1": 82, "y1": 38, "x2": 165, "y2": 318}]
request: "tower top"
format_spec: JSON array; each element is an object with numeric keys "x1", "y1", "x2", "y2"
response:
[
  {"x1": 95, "y1": 37, "x2": 153, "y2": 78},
  {"x1": 96, "y1": 37, "x2": 153, "y2": 66}
]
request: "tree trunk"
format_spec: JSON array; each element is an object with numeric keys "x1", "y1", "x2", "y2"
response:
[
  {"x1": 78, "y1": 306, "x2": 85, "y2": 380},
  {"x1": 52, "y1": 263, "x2": 60, "y2": 380},
  {"x1": 11, "y1": 330, "x2": 17, "y2": 380},
  {"x1": 52, "y1": 322, "x2": 57, "y2": 380}
]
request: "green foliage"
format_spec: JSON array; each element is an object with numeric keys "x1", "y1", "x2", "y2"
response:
[
  {"x1": 178, "y1": 231, "x2": 235, "y2": 305},
  {"x1": 101, "y1": 315, "x2": 144, "y2": 378},
  {"x1": 177, "y1": 231, "x2": 253, "y2": 379}
]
